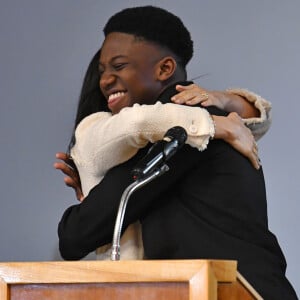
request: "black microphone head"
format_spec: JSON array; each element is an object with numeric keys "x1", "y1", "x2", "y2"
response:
[
  {"x1": 132, "y1": 126, "x2": 188, "y2": 180},
  {"x1": 164, "y1": 126, "x2": 187, "y2": 146}
]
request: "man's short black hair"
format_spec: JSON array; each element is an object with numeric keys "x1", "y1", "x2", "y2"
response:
[{"x1": 103, "y1": 6, "x2": 193, "y2": 67}]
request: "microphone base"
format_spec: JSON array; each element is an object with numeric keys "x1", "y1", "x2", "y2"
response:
[{"x1": 111, "y1": 245, "x2": 120, "y2": 261}]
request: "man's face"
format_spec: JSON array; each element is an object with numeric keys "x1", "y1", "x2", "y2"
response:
[{"x1": 99, "y1": 32, "x2": 165, "y2": 114}]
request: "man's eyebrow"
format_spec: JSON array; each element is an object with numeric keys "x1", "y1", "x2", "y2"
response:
[{"x1": 99, "y1": 55, "x2": 128, "y2": 67}]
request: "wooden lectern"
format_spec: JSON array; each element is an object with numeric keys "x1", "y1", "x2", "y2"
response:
[{"x1": 0, "y1": 259, "x2": 262, "y2": 299}]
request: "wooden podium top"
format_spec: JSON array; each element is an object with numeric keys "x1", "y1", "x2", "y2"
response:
[{"x1": 0, "y1": 259, "x2": 262, "y2": 300}]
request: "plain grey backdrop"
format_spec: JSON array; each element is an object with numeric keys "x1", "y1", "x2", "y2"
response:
[{"x1": 0, "y1": 0, "x2": 299, "y2": 295}]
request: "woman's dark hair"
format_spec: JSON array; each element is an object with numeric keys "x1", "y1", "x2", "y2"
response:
[{"x1": 67, "y1": 49, "x2": 109, "y2": 152}]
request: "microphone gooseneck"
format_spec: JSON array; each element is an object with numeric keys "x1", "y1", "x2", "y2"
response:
[
  {"x1": 111, "y1": 164, "x2": 169, "y2": 261},
  {"x1": 111, "y1": 126, "x2": 187, "y2": 261}
]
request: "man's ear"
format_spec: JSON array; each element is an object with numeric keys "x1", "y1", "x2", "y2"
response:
[{"x1": 155, "y1": 56, "x2": 177, "y2": 81}]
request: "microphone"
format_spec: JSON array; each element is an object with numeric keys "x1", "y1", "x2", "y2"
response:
[
  {"x1": 112, "y1": 126, "x2": 187, "y2": 260},
  {"x1": 132, "y1": 126, "x2": 187, "y2": 180}
]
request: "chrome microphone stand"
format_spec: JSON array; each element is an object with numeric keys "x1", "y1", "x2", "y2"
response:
[{"x1": 111, "y1": 164, "x2": 169, "y2": 261}]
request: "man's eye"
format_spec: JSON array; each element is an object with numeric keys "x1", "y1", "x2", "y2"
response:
[{"x1": 113, "y1": 63, "x2": 127, "y2": 70}]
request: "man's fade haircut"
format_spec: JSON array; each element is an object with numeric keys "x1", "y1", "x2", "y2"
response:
[{"x1": 103, "y1": 6, "x2": 193, "y2": 68}]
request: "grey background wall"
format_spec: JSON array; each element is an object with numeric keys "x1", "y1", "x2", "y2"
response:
[{"x1": 0, "y1": 0, "x2": 299, "y2": 295}]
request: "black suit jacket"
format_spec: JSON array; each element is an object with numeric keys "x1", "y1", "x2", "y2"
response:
[{"x1": 58, "y1": 82, "x2": 297, "y2": 299}]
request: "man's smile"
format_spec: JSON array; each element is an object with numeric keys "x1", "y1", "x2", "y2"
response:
[{"x1": 107, "y1": 91, "x2": 127, "y2": 112}]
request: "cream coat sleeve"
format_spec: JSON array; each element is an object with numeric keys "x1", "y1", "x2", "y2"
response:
[
  {"x1": 71, "y1": 101, "x2": 215, "y2": 196},
  {"x1": 227, "y1": 88, "x2": 272, "y2": 140}
]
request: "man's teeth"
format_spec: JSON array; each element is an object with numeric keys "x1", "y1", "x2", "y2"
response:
[{"x1": 108, "y1": 92, "x2": 125, "y2": 101}]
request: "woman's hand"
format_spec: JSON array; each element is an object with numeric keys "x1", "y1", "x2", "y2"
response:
[
  {"x1": 53, "y1": 152, "x2": 84, "y2": 202},
  {"x1": 171, "y1": 84, "x2": 223, "y2": 108},
  {"x1": 212, "y1": 112, "x2": 260, "y2": 170},
  {"x1": 172, "y1": 83, "x2": 259, "y2": 118}
]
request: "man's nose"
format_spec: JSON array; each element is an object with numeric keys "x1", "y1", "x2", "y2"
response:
[{"x1": 100, "y1": 71, "x2": 116, "y2": 91}]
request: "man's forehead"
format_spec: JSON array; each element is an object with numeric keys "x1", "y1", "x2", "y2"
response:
[
  {"x1": 100, "y1": 33, "x2": 165, "y2": 62},
  {"x1": 102, "y1": 32, "x2": 159, "y2": 49}
]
